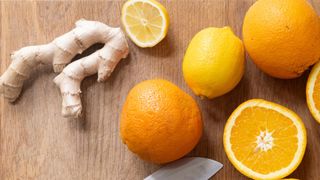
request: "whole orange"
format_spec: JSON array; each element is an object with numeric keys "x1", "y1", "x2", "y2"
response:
[
  {"x1": 243, "y1": 0, "x2": 320, "y2": 79},
  {"x1": 120, "y1": 79, "x2": 202, "y2": 164}
]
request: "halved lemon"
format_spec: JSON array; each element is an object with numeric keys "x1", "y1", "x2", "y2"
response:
[
  {"x1": 306, "y1": 61, "x2": 320, "y2": 123},
  {"x1": 224, "y1": 99, "x2": 307, "y2": 180},
  {"x1": 121, "y1": 0, "x2": 169, "y2": 47}
]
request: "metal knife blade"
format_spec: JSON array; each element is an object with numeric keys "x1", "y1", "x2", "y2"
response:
[{"x1": 144, "y1": 157, "x2": 223, "y2": 180}]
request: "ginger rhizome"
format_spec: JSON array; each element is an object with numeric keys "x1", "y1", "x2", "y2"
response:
[
  {"x1": 0, "y1": 19, "x2": 119, "y2": 102},
  {"x1": 54, "y1": 25, "x2": 129, "y2": 118}
]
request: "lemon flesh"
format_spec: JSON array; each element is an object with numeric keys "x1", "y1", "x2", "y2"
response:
[
  {"x1": 121, "y1": 0, "x2": 169, "y2": 48},
  {"x1": 183, "y1": 27, "x2": 245, "y2": 99}
]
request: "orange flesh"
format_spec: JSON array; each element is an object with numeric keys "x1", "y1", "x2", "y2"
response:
[
  {"x1": 230, "y1": 107, "x2": 298, "y2": 174},
  {"x1": 313, "y1": 73, "x2": 320, "y2": 111}
]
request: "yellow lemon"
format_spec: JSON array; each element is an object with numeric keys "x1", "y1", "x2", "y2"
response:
[
  {"x1": 182, "y1": 27, "x2": 245, "y2": 99},
  {"x1": 121, "y1": 0, "x2": 169, "y2": 47}
]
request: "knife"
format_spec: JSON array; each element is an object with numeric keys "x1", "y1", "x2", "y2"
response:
[{"x1": 144, "y1": 157, "x2": 223, "y2": 180}]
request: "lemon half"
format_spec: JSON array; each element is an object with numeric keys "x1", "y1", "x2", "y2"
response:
[{"x1": 121, "y1": 0, "x2": 169, "y2": 47}]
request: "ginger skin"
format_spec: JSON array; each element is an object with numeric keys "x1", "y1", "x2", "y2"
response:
[
  {"x1": 54, "y1": 26, "x2": 129, "y2": 118},
  {"x1": 0, "y1": 19, "x2": 116, "y2": 102}
]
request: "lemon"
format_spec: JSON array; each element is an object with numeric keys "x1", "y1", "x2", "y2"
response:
[
  {"x1": 121, "y1": 0, "x2": 169, "y2": 47},
  {"x1": 182, "y1": 27, "x2": 245, "y2": 99}
]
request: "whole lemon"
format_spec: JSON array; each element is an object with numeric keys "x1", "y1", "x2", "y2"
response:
[
  {"x1": 120, "y1": 79, "x2": 203, "y2": 164},
  {"x1": 243, "y1": 0, "x2": 320, "y2": 79},
  {"x1": 183, "y1": 27, "x2": 245, "y2": 99}
]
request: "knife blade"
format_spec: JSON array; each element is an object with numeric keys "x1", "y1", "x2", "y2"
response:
[{"x1": 144, "y1": 157, "x2": 223, "y2": 180}]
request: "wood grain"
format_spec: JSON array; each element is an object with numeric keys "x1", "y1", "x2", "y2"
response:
[{"x1": 0, "y1": 0, "x2": 319, "y2": 179}]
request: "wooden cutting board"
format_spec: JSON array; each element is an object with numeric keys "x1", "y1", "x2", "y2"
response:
[{"x1": 1, "y1": 0, "x2": 319, "y2": 179}]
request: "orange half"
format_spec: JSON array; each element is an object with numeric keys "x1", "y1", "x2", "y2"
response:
[
  {"x1": 306, "y1": 61, "x2": 320, "y2": 123},
  {"x1": 224, "y1": 99, "x2": 307, "y2": 179}
]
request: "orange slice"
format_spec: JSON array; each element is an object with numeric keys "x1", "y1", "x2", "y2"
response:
[
  {"x1": 224, "y1": 99, "x2": 307, "y2": 179},
  {"x1": 306, "y1": 61, "x2": 320, "y2": 123}
]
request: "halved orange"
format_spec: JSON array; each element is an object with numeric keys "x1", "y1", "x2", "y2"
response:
[
  {"x1": 224, "y1": 99, "x2": 307, "y2": 180},
  {"x1": 306, "y1": 61, "x2": 320, "y2": 123}
]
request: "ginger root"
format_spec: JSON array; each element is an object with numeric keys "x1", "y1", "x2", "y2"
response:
[
  {"x1": 54, "y1": 26, "x2": 129, "y2": 118},
  {"x1": 0, "y1": 19, "x2": 117, "y2": 102}
]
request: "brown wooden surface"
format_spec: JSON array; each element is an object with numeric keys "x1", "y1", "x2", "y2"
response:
[{"x1": 0, "y1": 0, "x2": 320, "y2": 179}]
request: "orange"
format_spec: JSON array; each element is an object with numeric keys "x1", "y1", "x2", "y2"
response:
[
  {"x1": 120, "y1": 79, "x2": 203, "y2": 164},
  {"x1": 224, "y1": 99, "x2": 307, "y2": 179},
  {"x1": 243, "y1": 0, "x2": 320, "y2": 79},
  {"x1": 306, "y1": 61, "x2": 320, "y2": 123}
]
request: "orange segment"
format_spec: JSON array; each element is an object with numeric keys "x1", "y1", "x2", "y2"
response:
[
  {"x1": 307, "y1": 61, "x2": 320, "y2": 123},
  {"x1": 224, "y1": 99, "x2": 307, "y2": 179}
]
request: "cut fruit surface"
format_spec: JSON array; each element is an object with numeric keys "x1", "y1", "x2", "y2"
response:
[
  {"x1": 224, "y1": 99, "x2": 307, "y2": 180},
  {"x1": 121, "y1": 0, "x2": 169, "y2": 47},
  {"x1": 307, "y1": 61, "x2": 320, "y2": 123}
]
